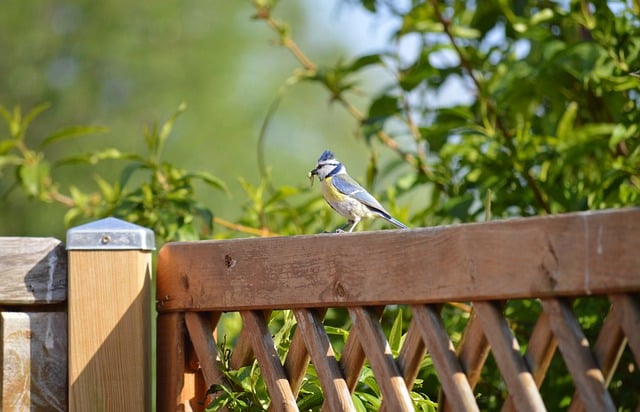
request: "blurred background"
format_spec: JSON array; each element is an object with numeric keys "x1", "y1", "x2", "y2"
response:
[{"x1": 0, "y1": 1, "x2": 409, "y2": 238}]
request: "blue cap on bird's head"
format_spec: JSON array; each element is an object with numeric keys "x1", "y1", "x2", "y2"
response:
[{"x1": 318, "y1": 150, "x2": 335, "y2": 162}]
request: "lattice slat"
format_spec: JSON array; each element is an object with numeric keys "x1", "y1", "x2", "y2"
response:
[
  {"x1": 240, "y1": 310, "x2": 298, "y2": 411},
  {"x1": 567, "y1": 302, "x2": 626, "y2": 412},
  {"x1": 293, "y1": 308, "x2": 355, "y2": 411},
  {"x1": 283, "y1": 317, "x2": 313, "y2": 397},
  {"x1": 349, "y1": 306, "x2": 414, "y2": 411},
  {"x1": 610, "y1": 293, "x2": 640, "y2": 365},
  {"x1": 474, "y1": 301, "x2": 546, "y2": 411},
  {"x1": 339, "y1": 306, "x2": 384, "y2": 393},
  {"x1": 411, "y1": 304, "x2": 479, "y2": 411},
  {"x1": 541, "y1": 298, "x2": 616, "y2": 412},
  {"x1": 440, "y1": 308, "x2": 489, "y2": 412},
  {"x1": 395, "y1": 317, "x2": 427, "y2": 387},
  {"x1": 502, "y1": 310, "x2": 557, "y2": 412},
  {"x1": 185, "y1": 312, "x2": 226, "y2": 389}
]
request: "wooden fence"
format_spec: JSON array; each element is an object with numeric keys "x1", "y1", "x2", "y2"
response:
[
  {"x1": 0, "y1": 218, "x2": 153, "y2": 411},
  {"x1": 156, "y1": 208, "x2": 640, "y2": 411},
  {"x1": 2, "y1": 210, "x2": 639, "y2": 411},
  {"x1": 0, "y1": 237, "x2": 67, "y2": 411}
]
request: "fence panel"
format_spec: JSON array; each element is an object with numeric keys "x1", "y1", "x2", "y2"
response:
[{"x1": 156, "y1": 208, "x2": 640, "y2": 411}]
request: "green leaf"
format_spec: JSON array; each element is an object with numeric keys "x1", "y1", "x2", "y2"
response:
[
  {"x1": 388, "y1": 308, "x2": 404, "y2": 353},
  {"x1": 556, "y1": 101, "x2": 578, "y2": 140},
  {"x1": 158, "y1": 101, "x2": 187, "y2": 151},
  {"x1": 348, "y1": 54, "x2": 383, "y2": 72},
  {"x1": 18, "y1": 158, "x2": 50, "y2": 196},
  {"x1": 187, "y1": 170, "x2": 229, "y2": 194},
  {"x1": 0, "y1": 154, "x2": 22, "y2": 169},
  {"x1": 367, "y1": 95, "x2": 399, "y2": 120},
  {"x1": 0, "y1": 139, "x2": 16, "y2": 155},
  {"x1": 40, "y1": 125, "x2": 109, "y2": 148}
]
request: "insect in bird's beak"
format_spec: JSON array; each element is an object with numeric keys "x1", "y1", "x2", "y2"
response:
[{"x1": 308, "y1": 168, "x2": 318, "y2": 186}]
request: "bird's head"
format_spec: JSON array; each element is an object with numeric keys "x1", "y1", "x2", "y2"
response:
[{"x1": 309, "y1": 150, "x2": 344, "y2": 181}]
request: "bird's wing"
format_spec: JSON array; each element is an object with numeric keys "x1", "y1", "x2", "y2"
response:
[{"x1": 331, "y1": 174, "x2": 389, "y2": 215}]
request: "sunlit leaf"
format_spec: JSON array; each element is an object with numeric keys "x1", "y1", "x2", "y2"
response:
[{"x1": 41, "y1": 125, "x2": 109, "y2": 148}]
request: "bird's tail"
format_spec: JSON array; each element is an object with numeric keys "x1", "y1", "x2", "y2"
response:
[{"x1": 382, "y1": 214, "x2": 408, "y2": 229}]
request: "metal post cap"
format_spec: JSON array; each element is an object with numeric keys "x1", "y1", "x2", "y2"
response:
[{"x1": 66, "y1": 217, "x2": 155, "y2": 251}]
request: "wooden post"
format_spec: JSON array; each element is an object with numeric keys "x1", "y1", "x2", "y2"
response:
[{"x1": 67, "y1": 217, "x2": 154, "y2": 411}]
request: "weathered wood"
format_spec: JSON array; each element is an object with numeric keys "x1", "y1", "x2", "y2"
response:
[
  {"x1": 157, "y1": 209, "x2": 640, "y2": 312},
  {"x1": 349, "y1": 306, "x2": 414, "y2": 412},
  {"x1": 284, "y1": 309, "x2": 328, "y2": 397},
  {"x1": 395, "y1": 317, "x2": 427, "y2": 388},
  {"x1": 442, "y1": 308, "x2": 489, "y2": 412},
  {"x1": 567, "y1": 303, "x2": 626, "y2": 412},
  {"x1": 1, "y1": 311, "x2": 67, "y2": 412},
  {"x1": 502, "y1": 311, "x2": 558, "y2": 412},
  {"x1": 294, "y1": 308, "x2": 355, "y2": 411},
  {"x1": 157, "y1": 312, "x2": 189, "y2": 412},
  {"x1": 474, "y1": 301, "x2": 546, "y2": 411},
  {"x1": 610, "y1": 293, "x2": 640, "y2": 365},
  {"x1": 240, "y1": 310, "x2": 298, "y2": 411},
  {"x1": 68, "y1": 250, "x2": 151, "y2": 411},
  {"x1": 339, "y1": 306, "x2": 384, "y2": 392},
  {"x1": 185, "y1": 312, "x2": 227, "y2": 390},
  {"x1": 541, "y1": 298, "x2": 615, "y2": 412},
  {"x1": 0, "y1": 237, "x2": 67, "y2": 304},
  {"x1": 412, "y1": 305, "x2": 478, "y2": 412}
]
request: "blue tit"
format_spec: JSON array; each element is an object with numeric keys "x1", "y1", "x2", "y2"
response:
[{"x1": 309, "y1": 150, "x2": 408, "y2": 232}]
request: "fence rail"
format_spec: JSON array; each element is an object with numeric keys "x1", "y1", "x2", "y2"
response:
[{"x1": 156, "y1": 208, "x2": 640, "y2": 411}]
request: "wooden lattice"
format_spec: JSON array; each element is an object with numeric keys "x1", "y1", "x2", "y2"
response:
[{"x1": 156, "y1": 209, "x2": 640, "y2": 411}]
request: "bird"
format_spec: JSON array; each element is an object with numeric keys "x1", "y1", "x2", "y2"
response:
[{"x1": 309, "y1": 150, "x2": 408, "y2": 232}]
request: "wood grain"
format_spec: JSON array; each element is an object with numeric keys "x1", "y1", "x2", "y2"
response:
[
  {"x1": 294, "y1": 308, "x2": 355, "y2": 411},
  {"x1": 1, "y1": 311, "x2": 67, "y2": 412},
  {"x1": 157, "y1": 209, "x2": 640, "y2": 312},
  {"x1": 0, "y1": 237, "x2": 67, "y2": 304},
  {"x1": 541, "y1": 298, "x2": 616, "y2": 412},
  {"x1": 240, "y1": 310, "x2": 298, "y2": 411},
  {"x1": 474, "y1": 301, "x2": 546, "y2": 411},
  {"x1": 68, "y1": 250, "x2": 151, "y2": 411},
  {"x1": 412, "y1": 305, "x2": 478, "y2": 412},
  {"x1": 349, "y1": 306, "x2": 414, "y2": 411}
]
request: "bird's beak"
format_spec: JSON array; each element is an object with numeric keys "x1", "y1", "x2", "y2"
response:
[{"x1": 308, "y1": 167, "x2": 318, "y2": 186}]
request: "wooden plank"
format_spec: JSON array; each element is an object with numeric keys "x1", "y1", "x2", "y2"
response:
[
  {"x1": 441, "y1": 308, "x2": 489, "y2": 411},
  {"x1": 284, "y1": 309, "x2": 329, "y2": 397},
  {"x1": 541, "y1": 298, "x2": 615, "y2": 412},
  {"x1": 339, "y1": 306, "x2": 384, "y2": 392},
  {"x1": 349, "y1": 306, "x2": 414, "y2": 412},
  {"x1": 1, "y1": 311, "x2": 67, "y2": 411},
  {"x1": 395, "y1": 317, "x2": 427, "y2": 388},
  {"x1": 68, "y1": 250, "x2": 151, "y2": 411},
  {"x1": 157, "y1": 312, "x2": 189, "y2": 412},
  {"x1": 474, "y1": 301, "x2": 546, "y2": 411},
  {"x1": 230, "y1": 310, "x2": 271, "y2": 369},
  {"x1": 240, "y1": 310, "x2": 298, "y2": 411},
  {"x1": 411, "y1": 305, "x2": 479, "y2": 412},
  {"x1": 610, "y1": 293, "x2": 640, "y2": 365},
  {"x1": 184, "y1": 312, "x2": 228, "y2": 389},
  {"x1": 502, "y1": 311, "x2": 558, "y2": 412},
  {"x1": 567, "y1": 303, "x2": 626, "y2": 412},
  {"x1": 157, "y1": 209, "x2": 640, "y2": 312},
  {"x1": 293, "y1": 308, "x2": 355, "y2": 411},
  {"x1": 0, "y1": 237, "x2": 67, "y2": 304}
]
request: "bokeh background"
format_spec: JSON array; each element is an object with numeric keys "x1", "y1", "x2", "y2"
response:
[{"x1": 1, "y1": 1, "x2": 406, "y2": 238}]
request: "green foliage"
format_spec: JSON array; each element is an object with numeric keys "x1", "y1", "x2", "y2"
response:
[{"x1": 0, "y1": 102, "x2": 227, "y2": 244}]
